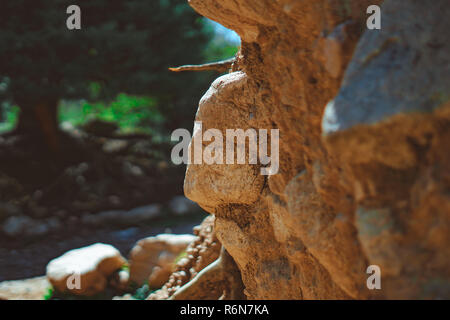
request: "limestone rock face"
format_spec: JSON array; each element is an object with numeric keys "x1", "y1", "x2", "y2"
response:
[
  {"x1": 46, "y1": 243, "x2": 126, "y2": 296},
  {"x1": 181, "y1": 0, "x2": 450, "y2": 299},
  {"x1": 128, "y1": 233, "x2": 196, "y2": 288}
]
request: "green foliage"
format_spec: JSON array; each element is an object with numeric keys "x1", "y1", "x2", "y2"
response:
[
  {"x1": 174, "y1": 250, "x2": 188, "y2": 266},
  {"x1": 202, "y1": 19, "x2": 240, "y2": 61},
  {"x1": 43, "y1": 286, "x2": 54, "y2": 300},
  {"x1": 205, "y1": 43, "x2": 239, "y2": 62},
  {"x1": 0, "y1": 1, "x2": 241, "y2": 135},
  {"x1": 0, "y1": 104, "x2": 19, "y2": 133},
  {"x1": 0, "y1": 0, "x2": 209, "y2": 99},
  {"x1": 59, "y1": 93, "x2": 163, "y2": 134},
  {"x1": 132, "y1": 283, "x2": 153, "y2": 300},
  {"x1": 0, "y1": 0, "x2": 215, "y2": 133}
]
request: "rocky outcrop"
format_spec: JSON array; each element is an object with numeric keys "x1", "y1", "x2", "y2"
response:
[{"x1": 178, "y1": 0, "x2": 449, "y2": 299}]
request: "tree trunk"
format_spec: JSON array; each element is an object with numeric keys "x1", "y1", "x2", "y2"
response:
[{"x1": 16, "y1": 98, "x2": 61, "y2": 153}]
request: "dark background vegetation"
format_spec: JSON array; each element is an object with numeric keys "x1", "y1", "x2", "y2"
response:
[
  {"x1": 0, "y1": 0, "x2": 238, "y2": 200},
  {"x1": 0, "y1": 0, "x2": 239, "y2": 283}
]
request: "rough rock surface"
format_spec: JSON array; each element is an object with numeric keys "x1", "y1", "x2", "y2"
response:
[
  {"x1": 179, "y1": 0, "x2": 450, "y2": 299},
  {"x1": 46, "y1": 243, "x2": 126, "y2": 296},
  {"x1": 128, "y1": 233, "x2": 196, "y2": 288},
  {"x1": 148, "y1": 216, "x2": 221, "y2": 299},
  {"x1": 169, "y1": 246, "x2": 246, "y2": 300}
]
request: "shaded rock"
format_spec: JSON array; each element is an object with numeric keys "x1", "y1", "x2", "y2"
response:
[
  {"x1": 128, "y1": 233, "x2": 196, "y2": 288},
  {"x1": 323, "y1": 0, "x2": 450, "y2": 135},
  {"x1": 2, "y1": 215, "x2": 33, "y2": 237},
  {"x1": 81, "y1": 210, "x2": 126, "y2": 226},
  {"x1": 80, "y1": 205, "x2": 161, "y2": 227},
  {"x1": 46, "y1": 243, "x2": 126, "y2": 296},
  {"x1": 126, "y1": 204, "x2": 161, "y2": 223},
  {"x1": 321, "y1": 0, "x2": 450, "y2": 298},
  {"x1": 169, "y1": 196, "x2": 199, "y2": 216},
  {"x1": 1, "y1": 215, "x2": 59, "y2": 238}
]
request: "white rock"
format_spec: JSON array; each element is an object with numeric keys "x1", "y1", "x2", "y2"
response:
[{"x1": 46, "y1": 243, "x2": 126, "y2": 296}]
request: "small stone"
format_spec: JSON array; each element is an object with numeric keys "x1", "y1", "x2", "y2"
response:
[
  {"x1": 46, "y1": 243, "x2": 126, "y2": 296},
  {"x1": 128, "y1": 234, "x2": 195, "y2": 287}
]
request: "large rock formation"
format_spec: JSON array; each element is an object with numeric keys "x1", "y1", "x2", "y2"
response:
[{"x1": 178, "y1": 0, "x2": 449, "y2": 299}]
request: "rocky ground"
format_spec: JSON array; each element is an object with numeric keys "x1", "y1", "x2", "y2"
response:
[
  {"x1": 0, "y1": 120, "x2": 209, "y2": 299},
  {"x1": 0, "y1": 119, "x2": 186, "y2": 235},
  {"x1": 0, "y1": 212, "x2": 206, "y2": 300},
  {"x1": 0, "y1": 210, "x2": 205, "y2": 282}
]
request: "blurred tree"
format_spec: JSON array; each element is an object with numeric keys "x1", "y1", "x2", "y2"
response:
[{"x1": 0, "y1": 0, "x2": 213, "y2": 151}]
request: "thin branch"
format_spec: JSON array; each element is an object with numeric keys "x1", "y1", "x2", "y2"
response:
[{"x1": 169, "y1": 58, "x2": 235, "y2": 73}]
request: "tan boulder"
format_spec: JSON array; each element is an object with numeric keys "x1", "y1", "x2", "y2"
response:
[
  {"x1": 128, "y1": 234, "x2": 196, "y2": 288},
  {"x1": 46, "y1": 243, "x2": 126, "y2": 296},
  {"x1": 184, "y1": 72, "x2": 265, "y2": 212}
]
